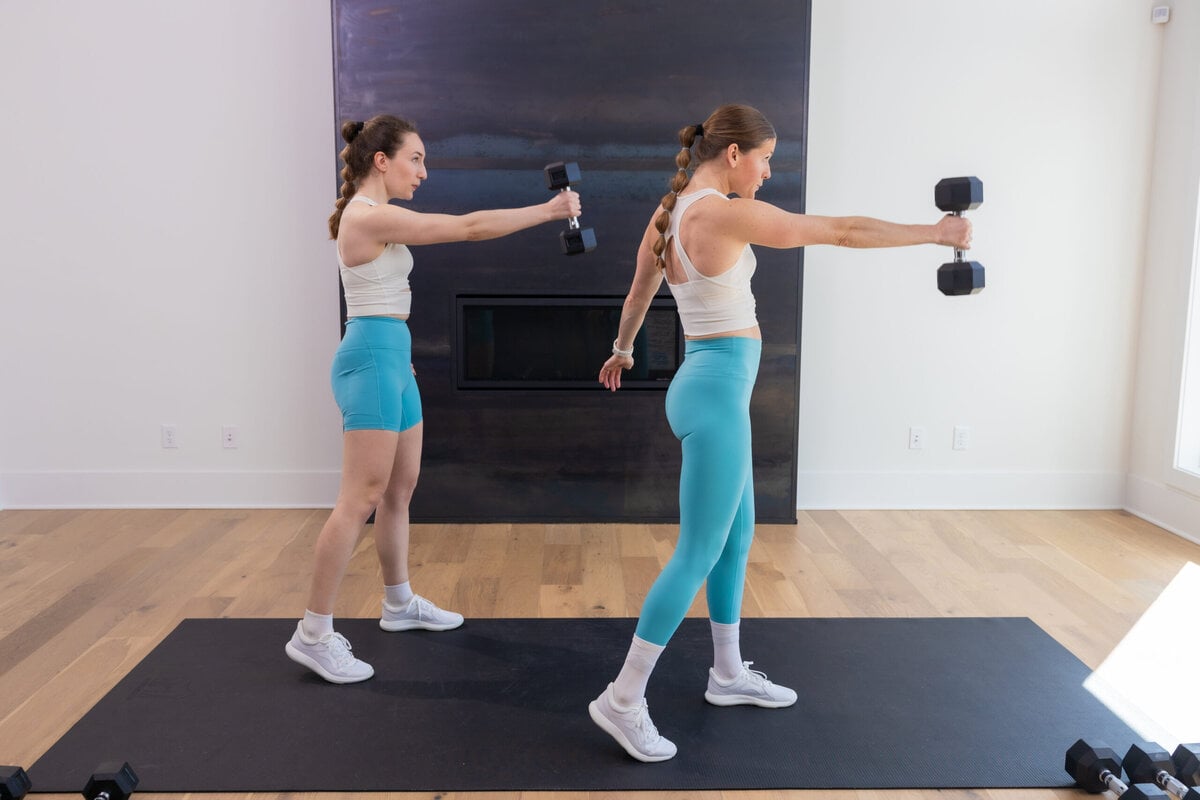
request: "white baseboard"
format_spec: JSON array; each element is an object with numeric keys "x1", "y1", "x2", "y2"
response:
[
  {"x1": 0, "y1": 470, "x2": 340, "y2": 509},
  {"x1": 795, "y1": 470, "x2": 1128, "y2": 510},
  {"x1": 1124, "y1": 473, "x2": 1200, "y2": 545}
]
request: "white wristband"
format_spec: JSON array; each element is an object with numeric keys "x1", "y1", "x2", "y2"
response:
[{"x1": 612, "y1": 339, "x2": 633, "y2": 357}]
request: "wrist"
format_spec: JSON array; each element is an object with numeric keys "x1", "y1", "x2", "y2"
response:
[{"x1": 612, "y1": 338, "x2": 633, "y2": 357}]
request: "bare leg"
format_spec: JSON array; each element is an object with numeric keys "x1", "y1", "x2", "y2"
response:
[
  {"x1": 305, "y1": 429, "x2": 400, "y2": 614},
  {"x1": 373, "y1": 421, "x2": 422, "y2": 584}
]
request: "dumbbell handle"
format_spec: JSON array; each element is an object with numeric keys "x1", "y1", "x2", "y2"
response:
[
  {"x1": 557, "y1": 185, "x2": 581, "y2": 230},
  {"x1": 1150, "y1": 769, "x2": 1190, "y2": 797},
  {"x1": 950, "y1": 209, "x2": 966, "y2": 262},
  {"x1": 1100, "y1": 768, "x2": 1130, "y2": 795}
]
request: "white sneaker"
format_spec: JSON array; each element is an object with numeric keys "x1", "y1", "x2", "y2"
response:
[
  {"x1": 588, "y1": 683, "x2": 677, "y2": 763},
  {"x1": 379, "y1": 594, "x2": 464, "y2": 632},
  {"x1": 705, "y1": 661, "x2": 797, "y2": 708},
  {"x1": 284, "y1": 622, "x2": 374, "y2": 684}
]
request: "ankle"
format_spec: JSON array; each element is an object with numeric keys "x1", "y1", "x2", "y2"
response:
[{"x1": 301, "y1": 609, "x2": 334, "y2": 640}]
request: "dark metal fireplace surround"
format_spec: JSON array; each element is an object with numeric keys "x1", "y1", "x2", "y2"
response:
[{"x1": 332, "y1": 0, "x2": 809, "y2": 522}]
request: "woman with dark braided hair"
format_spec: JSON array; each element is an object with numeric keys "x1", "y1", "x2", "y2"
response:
[
  {"x1": 589, "y1": 104, "x2": 972, "y2": 761},
  {"x1": 285, "y1": 114, "x2": 580, "y2": 684}
]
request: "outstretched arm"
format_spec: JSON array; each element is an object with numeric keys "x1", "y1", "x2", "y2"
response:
[
  {"x1": 716, "y1": 198, "x2": 972, "y2": 251},
  {"x1": 600, "y1": 216, "x2": 664, "y2": 392},
  {"x1": 353, "y1": 191, "x2": 581, "y2": 246}
]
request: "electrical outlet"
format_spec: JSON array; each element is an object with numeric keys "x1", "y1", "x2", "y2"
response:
[
  {"x1": 222, "y1": 425, "x2": 238, "y2": 449},
  {"x1": 953, "y1": 425, "x2": 971, "y2": 451},
  {"x1": 1152, "y1": 6, "x2": 1170, "y2": 23},
  {"x1": 161, "y1": 424, "x2": 179, "y2": 449},
  {"x1": 908, "y1": 426, "x2": 925, "y2": 450}
]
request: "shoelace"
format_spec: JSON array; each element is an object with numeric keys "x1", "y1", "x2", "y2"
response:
[
  {"x1": 629, "y1": 701, "x2": 661, "y2": 742},
  {"x1": 738, "y1": 661, "x2": 775, "y2": 688},
  {"x1": 320, "y1": 632, "x2": 357, "y2": 668},
  {"x1": 413, "y1": 596, "x2": 435, "y2": 619}
]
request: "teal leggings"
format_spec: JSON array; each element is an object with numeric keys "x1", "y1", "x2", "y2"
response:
[{"x1": 635, "y1": 336, "x2": 762, "y2": 646}]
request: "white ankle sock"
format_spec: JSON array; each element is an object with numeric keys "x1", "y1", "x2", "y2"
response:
[
  {"x1": 710, "y1": 619, "x2": 743, "y2": 680},
  {"x1": 302, "y1": 609, "x2": 334, "y2": 640},
  {"x1": 612, "y1": 635, "x2": 664, "y2": 708},
  {"x1": 385, "y1": 581, "x2": 414, "y2": 607}
]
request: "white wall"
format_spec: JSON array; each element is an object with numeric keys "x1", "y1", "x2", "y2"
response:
[
  {"x1": 0, "y1": 0, "x2": 344, "y2": 506},
  {"x1": 800, "y1": 0, "x2": 1163, "y2": 511},
  {"x1": 1126, "y1": 0, "x2": 1200, "y2": 543},
  {"x1": 0, "y1": 0, "x2": 1196, "y2": 541}
]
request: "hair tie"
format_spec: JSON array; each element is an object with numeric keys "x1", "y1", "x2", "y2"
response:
[
  {"x1": 694, "y1": 124, "x2": 704, "y2": 138},
  {"x1": 353, "y1": 120, "x2": 366, "y2": 136}
]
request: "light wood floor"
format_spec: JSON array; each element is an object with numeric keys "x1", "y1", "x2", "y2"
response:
[{"x1": 1, "y1": 508, "x2": 1197, "y2": 800}]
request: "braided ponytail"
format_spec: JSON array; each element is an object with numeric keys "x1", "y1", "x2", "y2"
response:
[
  {"x1": 327, "y1": 115, "x2": 418, "y2": 239},
  {"x1": 652, "y1": 124, "x2": 702, "y2": 271},
  {"x1": 650, "y1": 105, "x2": 777, "y2": 271}
]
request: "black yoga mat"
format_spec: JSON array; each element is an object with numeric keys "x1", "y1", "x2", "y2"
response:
[{"x1": 29, "y1": 617, "x2": 1141, "y2": 792}]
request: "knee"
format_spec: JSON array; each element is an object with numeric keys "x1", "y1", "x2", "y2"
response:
[
  {"x1": 385, "y1": 468, "x2": 419, "y2": 506},
  {"x1": 337, "y1": 481, "x2": 388, "y2": 524}
]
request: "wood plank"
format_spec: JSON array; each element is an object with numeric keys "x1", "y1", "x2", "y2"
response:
[{"x1": 0, "y1": 507, "x2": 1197, "y2": 800}]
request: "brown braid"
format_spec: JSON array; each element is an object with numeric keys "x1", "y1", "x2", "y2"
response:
[
  {"x1": 651, "y1": 104, "x2": 777, "y2": 271},
  {"x1": 327, "y1": 114, "x2": 419, "y2": 239}
]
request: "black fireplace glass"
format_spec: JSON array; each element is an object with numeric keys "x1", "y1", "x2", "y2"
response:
[{"x1": 456, "y1": 295, "x2": 682, "y2": 389}]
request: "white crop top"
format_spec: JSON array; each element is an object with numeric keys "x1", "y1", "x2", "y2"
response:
[
  {"x1": 338, "y1": 196, "x2": 413, "y2": 317},
  {"x1": 664, "y1": 188, "x2": 758, "y2": 336}
]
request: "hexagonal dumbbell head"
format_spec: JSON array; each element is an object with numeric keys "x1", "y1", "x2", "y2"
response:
[
  {"x1": 938, "y1": 260, "x2": 985, "y2": 296},
  {"x1": 935, "y1": 176, "x2": 983, "y2": 213},
  {"x1": 544, "y1": 161, "x2": 582, "y2": 191},
  {"x1": 1125, "y1": 784, "x2": 1171, "y2": 800},
  {"x1": 83, "y1": 762, "x2": 138, "y2": 800},
  {"x1": 0, "y1": 767, "x2": 31, "y2": 800},
  {"x1": 560, "y1": 227, "x2": 597, "y2": 255},
  {"x1": 1067, "y1": 738, "x2": 1124, "y2": 793},
  {"x1": 1174, "y1": 743, "x2": 1200, "y2": 787},
  {"x1": 1124, "y1": 743, "x2": 1176, "y2": 784}
]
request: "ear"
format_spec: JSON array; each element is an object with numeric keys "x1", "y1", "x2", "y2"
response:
[
  {"x1": 725, "y1": 143, "x2": 740, "y2": 166},
  {"x1": 373, "y1": 151, "x2": 389, "y2": 172}
]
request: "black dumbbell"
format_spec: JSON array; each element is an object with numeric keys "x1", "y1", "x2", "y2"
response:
[
  {"x1": 1174, "y1": 744, "x2": 1200, "y2": 789},
  {"x1": 1124, "y1": 743, "x2": 1200, "y2": 800},
  {"x1": 0, "y1": 767, "x2": 31, "y2": 800},
  {"x1": 1066, "y1": 739, "x2": 1169, "y2": 799},
  {"x1": 544, "y1": 161, "x2": 596, "y2": 255},
  {"x1": 934, "y1": 176, "x2": 985, "y2": 296},
  {"x1": 83, "y1": 762, "x2": 138, "y2": 800}
]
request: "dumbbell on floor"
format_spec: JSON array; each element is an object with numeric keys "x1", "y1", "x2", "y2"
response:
[
  {"x1": 544, "y1": 161, "x2": 596, "y2": 255},
  {"x1": 1173, "y1": 744, "x2": 1200, "y2": 789},
  {"x1": 1124, "y1": 743, "x2": 1200, "y2": 800},
  {"x1": 83, "y1": 762, "x2": 138, "y2": 800},
  {"x1": 1066, "y1": 739, "x2": 1169, "y2": 799},
  {"x1": 0, "y1": 767, "x2": 31, "y2": 800},
  {"x1": 934, "y1": 175, "x2": 985, "y2": 296}
]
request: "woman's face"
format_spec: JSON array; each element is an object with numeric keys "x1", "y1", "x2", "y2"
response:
[
  {"x1": 381, "y1": 133, "x2": 428, "y2": 200},
  {"x1": 732, "y1": 138, "x2": 775, "y2": 199}
]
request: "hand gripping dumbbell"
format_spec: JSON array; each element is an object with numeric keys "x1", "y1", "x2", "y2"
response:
[
  {"x1": 934, "y1": 176, "x2": 985, "y2": 296},
  {"x1": 83, "y1": 762, "x2": 138, "y2": 800},
  {"x1": 544, "y1": 161, "x2": 596, "y2": 255},
  {"x1": 0, "y1": 766, "x2": 31, "y2": 800},
  {"x1": 1066, "y1": 739, "x2": 1169, "y2": 800},
  {"x1": 1123, "y1": 743, "x2": 1200, "y2": 800}
]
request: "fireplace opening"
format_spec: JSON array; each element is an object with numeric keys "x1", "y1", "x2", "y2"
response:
[{"x1": 455, "y1": 295, "x2": 683, "y2": 389}]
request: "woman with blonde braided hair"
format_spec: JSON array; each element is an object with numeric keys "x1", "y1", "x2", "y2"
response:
[
  {"x1": 589, "y1": 104, "x2": 972, "y2": 761},
  {"x1": 285, "y1": 114, "x2": 580, "y2": 684}
]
